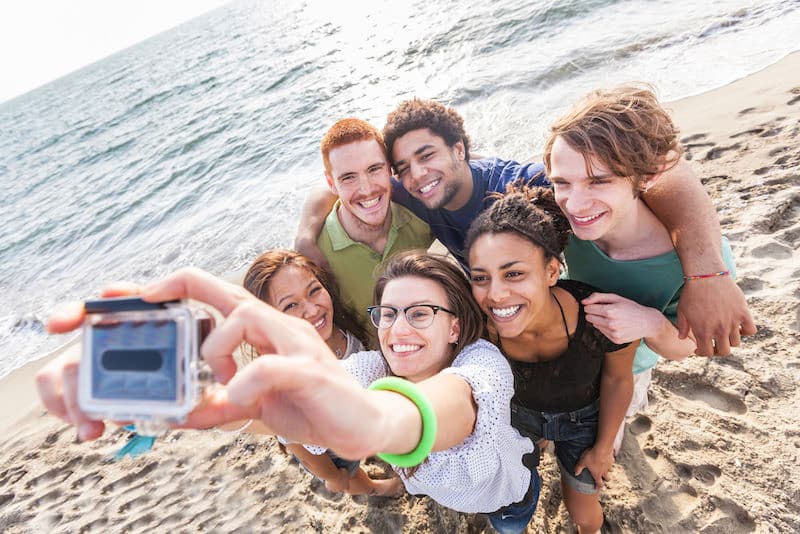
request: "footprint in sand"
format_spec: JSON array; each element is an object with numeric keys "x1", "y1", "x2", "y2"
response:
[
  {"x1": 669, "y1": 382, "x2": 747, "y2": 415},
  {"x1": 683, "y1": 141, "x2": 715, "y2": 161},
  {"x1": 753, "y1": 193, "x2": 800, "y2": 234},
  {"x1": 730, "y1": 128, "x2": 765, "y2": 138},
  {"x1": 737, "y1": 276, "x2": 764, "y2": 294},
  {"x1": 676, "y1": 463, "x2": 722, "y2": 486},
  {"x1": 700, "y1": 496, "x2": 756, "y2": 533},
  {"x1": 750, "y1": 241, "x2": 793, "y2": 259},
  {"x1": 682, "y1": 133, "x2": 709, "y2": 143},
  {"x1": 704, "y1": 143, "x2": 741, "y2": 161},
  {"x1": 640, "y1": 484, "x2": 700, "y2": 527},
  {"x1": 629, "y1": 414, "x2": 652, "y2": 435}
]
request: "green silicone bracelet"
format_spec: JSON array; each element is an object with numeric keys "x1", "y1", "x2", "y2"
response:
[{"x1": 367, "y1": 376, "x2": 438, "y2": 468}]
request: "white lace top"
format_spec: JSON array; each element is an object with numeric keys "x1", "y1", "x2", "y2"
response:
[{"x1": 334, "y1": 339, "x2": 533, "y2": 513}]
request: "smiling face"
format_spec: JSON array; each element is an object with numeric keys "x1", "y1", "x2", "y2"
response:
[
  {"x1": 391, "y1": 128, "x2": 472, "y2": 211},
  {"x1": 267, "y1": 265, "x2": 335, "y2": 342},
  {"x1": 377, "y1": 276, "x2": 460, "y2": 383},
  {"x1": 549, "y1": 136, "x2": 644, "y2": 245},
  {"x1": 469, "y1": 232, "x2": 560, "y2": 339},
  {"x1": 326, "y1": 139, "x2": 392, "y2": 230}
]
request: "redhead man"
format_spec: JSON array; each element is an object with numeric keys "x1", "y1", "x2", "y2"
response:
[{"x1": 312, "y1": 118, "x2": 432, "y2": 332}]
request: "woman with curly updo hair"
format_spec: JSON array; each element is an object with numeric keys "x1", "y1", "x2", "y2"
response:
[{"x1": 466, "y1": 185, "x2": 636, "y2": 534}]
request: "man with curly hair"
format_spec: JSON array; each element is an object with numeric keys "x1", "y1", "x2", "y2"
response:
[{"x1": 296, "y1": 97, "x2": 754, "y2": 356}]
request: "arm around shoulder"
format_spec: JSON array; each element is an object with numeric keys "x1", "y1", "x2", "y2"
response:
[
  {"x1": 643, "y1": 158, "x2": 755, "y2": 355},
  {"x1": 294, "y1": 185, "x2": 338, "y2": 269}
]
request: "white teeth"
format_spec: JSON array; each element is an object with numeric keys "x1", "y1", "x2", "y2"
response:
[
  {"x1": 392, "y1": 344, "x2": 421, "y2": 353},
  {"x1": 491, "y1": 305, "x2": 520, "y2": 318},
  {"x1": 573, "y1": 213, "x2": 604, "y2": 223},
  {"x1": 419, "y1": 180, "x2": 439, "y2": 194},
  {"x1": 312, "y1": 317, "x2": 325, "y2": 329},
  {"x1": 359, "y1": 196, "x2": 381, "y2": 208}
]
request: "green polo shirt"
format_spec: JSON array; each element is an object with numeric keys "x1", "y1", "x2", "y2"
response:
[{"x1": 318, "y1": 200, "x2": 434, "y2": 333}]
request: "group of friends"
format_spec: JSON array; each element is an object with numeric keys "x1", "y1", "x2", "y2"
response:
[{"x1": 37, "y1": 85, "x2": 755, "y2": 534}]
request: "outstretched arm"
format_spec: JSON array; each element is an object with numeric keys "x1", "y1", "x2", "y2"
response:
[
  {"x1": 294, "y1": 185, "x2": 338, "y2": 269},
  {"x1": 37, "y1": 269, "x2": 478, "y2": 463},
  {"x1": 643, "y1": 158, "x2": 755, "y2": 355}
]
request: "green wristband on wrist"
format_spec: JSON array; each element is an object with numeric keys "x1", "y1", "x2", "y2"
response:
[{"x1": 367, "y1": 376, "x2": 437, "y2": 468}]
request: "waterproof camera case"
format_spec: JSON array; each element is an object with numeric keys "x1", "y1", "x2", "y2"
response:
[{"x1": 79, "y1": 297, "x2": 214, "y2": 435}]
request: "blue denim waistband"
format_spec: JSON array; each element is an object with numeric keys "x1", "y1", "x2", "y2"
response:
[{"x1": 512, "y1": 398, "x2": 599, "y2": 424}]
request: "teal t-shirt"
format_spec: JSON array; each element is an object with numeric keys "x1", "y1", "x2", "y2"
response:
[{"x1": 564, "y1": 236, "x2": 736, "y2": 374}]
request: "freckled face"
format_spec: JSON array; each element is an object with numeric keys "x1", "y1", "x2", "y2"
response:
[{"x1": 327, "y1": 139, "x2": 393, "y2": 229}]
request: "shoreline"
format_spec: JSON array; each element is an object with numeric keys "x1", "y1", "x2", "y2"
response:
[{"x1": 1, "y1": 52, "x2": 798, "y2": 532}]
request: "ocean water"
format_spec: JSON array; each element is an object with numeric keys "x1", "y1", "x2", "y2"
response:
[{"x1": 1, "y1": 0, "x2": 799, "y2": 378}]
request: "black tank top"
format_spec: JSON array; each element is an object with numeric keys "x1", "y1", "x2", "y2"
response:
[{"x1": 508, "y1": 279, "x2": 629, "y2": 413}]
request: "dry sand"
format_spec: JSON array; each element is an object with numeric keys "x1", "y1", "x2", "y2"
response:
[{"x1": 1, "y1": 53, "x2": 798, "y2": 533}]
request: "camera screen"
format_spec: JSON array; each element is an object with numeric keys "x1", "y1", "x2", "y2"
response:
[{"x1": 91, "y1": 319, "x2": 179, "y2": 402}]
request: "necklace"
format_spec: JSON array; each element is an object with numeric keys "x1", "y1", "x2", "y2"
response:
[{"x1": 334, "y1": 328, "x2": 347, "y2": 359}]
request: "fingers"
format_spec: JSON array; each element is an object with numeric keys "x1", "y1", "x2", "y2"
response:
[
  {"x1": 61, "y1": 359, "x2": 105, "y2": 441},
  {"x1": 692, "y1": 325, "x2": 716, "y2": 356},
  {"x1": 100, "y1": 282, "x2": 142, "y2": 297},
  {"x1": 584, "y1": 312, "x2": 610, "y2": 329},
  {"x1": 141, "y1": 267, "x2": 252, "y2": 317},
  {"x1": 676, "y1": 311, "x2": 690, "y2": 340},
  {"x1": 200, "y1": 300, "x2": 324, "y2": 384},
  {"x1": 739, "y1": 313, "x2": 757, "y2": 337},
  {"x1": 48, "y1": 283, "x2": 142, "y2": 335},
  {"x1": 180, "y1": 387, "x2": 258, "y2": 429},
  {"x1": 47, "y1": 302, "x2": 86, "y2": 334},
  {"x1": 712, "y1": 330, "x2": 732, "y2": 357},
  {"x1": 581, "y1": 292, "x2": 619, "y2": 305},
  {"x1": 225, "y1": 355, "x2": 312, "y2": 407},
  {"x1": 35, "y1": 352, "x2": 74, "y2": 419}
]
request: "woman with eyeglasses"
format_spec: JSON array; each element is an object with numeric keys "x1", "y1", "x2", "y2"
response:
[
  {"x1": 330, "y1": 250, "x2": 538, "y2": 533},
  {"x1": 36, "y1": 252, "x2": 537, "y2": 533}
]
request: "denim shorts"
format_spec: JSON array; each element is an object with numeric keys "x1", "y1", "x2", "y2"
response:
[
  {"x1": 511, "y1": 399, "x2": 600, "y2": 495},
  {"x1": 486, "y1": 467, "x2": 541, "y2": 534},
  {"x1": 329, "y1": 452, "x2": 360, "y2": 477}
]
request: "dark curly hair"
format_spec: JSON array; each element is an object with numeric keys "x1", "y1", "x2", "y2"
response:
[
  {"x1": 383, "y1": 98, "x2": 471, "y2": 163},
  {"x1": 464, "y1": 185, "x2": 572, "y2": 263}
]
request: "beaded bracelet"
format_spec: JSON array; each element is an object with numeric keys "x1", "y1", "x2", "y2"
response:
[
  {"x1": 368, "y1": 377, "x2": 437, "y2": 468},
  {"x1": 682, "y1": 270, "x2": 730, "y2": 281}
]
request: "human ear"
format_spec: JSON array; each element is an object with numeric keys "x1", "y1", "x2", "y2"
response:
[
  {"x1": 546, "y1": 257, "x2": 561, "y2": 286},
  {"x1": 325, "y1": 173, "x2": 338, "y2": 196},
  {"x1": 452, "y1": 140, "x2": 466, "y2": 161},
  {"x1": 448, "y1": 317, "x2": 461, "y2": 345}
]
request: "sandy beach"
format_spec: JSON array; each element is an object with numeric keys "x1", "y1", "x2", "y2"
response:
[{"x1": 1, "y1": 52, "x2": 798, "y2": 533}]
